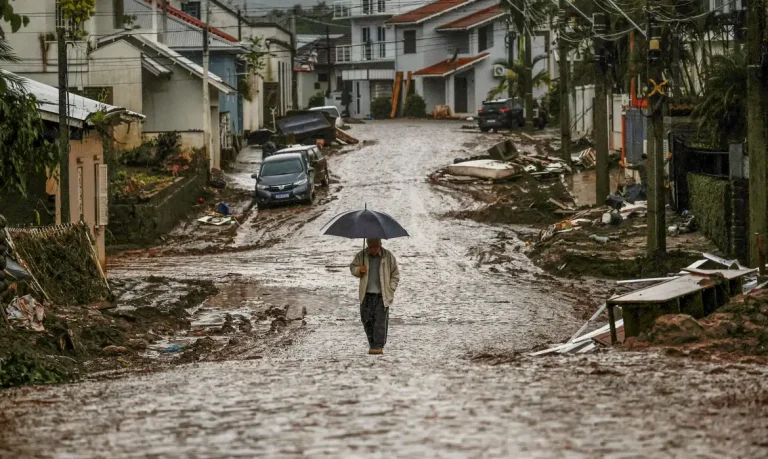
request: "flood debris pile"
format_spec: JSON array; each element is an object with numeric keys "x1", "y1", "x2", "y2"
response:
[
  {"x1": 528, "y1": 200, "x2": 712, "y2": 279},
  {"x1": 534, "y1": 253, "x2": 768, "y2": 361}
]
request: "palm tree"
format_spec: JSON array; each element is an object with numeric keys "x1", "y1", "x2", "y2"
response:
[
  {"x1": 691, "y1": 49, "x2": 746, "y2": 147},
  {"x1": 0, "y1": 38, "x2": 24, "y2": 94},
  {"x1": 487, "y1": 54, "x2": 550, "y2": 100}
]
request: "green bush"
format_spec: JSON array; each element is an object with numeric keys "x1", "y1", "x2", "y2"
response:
[
  {"x1": 402, "y1": 93, "x2": 427, "y2": 118},
  {"x1": 156, "y1": 131, "x2": 181, "y2": 163},
  {"x1": 370, "y1": 97, "x2": 391, "y2": 119},
  {"x1": 687, "y1": 173, "x2": 731, "y2": 252},
  {"x1": 308, "y1": 91, "x2": 325, "y2": 108}
]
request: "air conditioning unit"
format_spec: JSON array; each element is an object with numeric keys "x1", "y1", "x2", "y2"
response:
[{"x1": 492, "y1": 64, "x2": 506, "y2": 78}]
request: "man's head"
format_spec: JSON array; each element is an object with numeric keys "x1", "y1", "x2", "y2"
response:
[{"x1": 366, "y1": 238, "x2": 382, "y2": 254}]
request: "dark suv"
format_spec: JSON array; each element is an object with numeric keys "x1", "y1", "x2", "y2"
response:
[
  {"x1": 253, "y1": 153, "x2": 315, "y2": 208},
  {"x1": 477, "y1": 99, "x2": 525, "y2": 132}
]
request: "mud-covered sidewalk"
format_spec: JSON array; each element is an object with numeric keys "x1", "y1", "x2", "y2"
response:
[{"x1": 1, "y1": 121, "x2": 767, "y2": 457}]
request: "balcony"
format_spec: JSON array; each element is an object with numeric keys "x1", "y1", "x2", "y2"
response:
[
  {"x1": 362, "y1": 42, "x2": 390, "y2": 61},
  {"x1": 334, "y1": 0, "x2": 392, "y2": 19},
  {"x1": 336, "y1": 45, "x2": 352, "y2": 63}
]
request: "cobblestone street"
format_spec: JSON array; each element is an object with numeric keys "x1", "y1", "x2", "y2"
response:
[{"x1": 1, "y1": 121, "x2": 767, "y2": 458}]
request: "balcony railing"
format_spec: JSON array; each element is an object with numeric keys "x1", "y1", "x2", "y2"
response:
[
  {"x1": 362, "y1": 42, "x2": 388, "y2": 61},
  {"x1": 336, "y1": 45, "x2": 352, "y2": 63},
  {"x1": 333, "y1": 0, "x2": 390, "y2": 19}
]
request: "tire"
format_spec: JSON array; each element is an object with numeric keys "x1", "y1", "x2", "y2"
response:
[
  {"x1": 480, "y1": 127, "x2": 490, "y2": 132},
  {"x1": 321, "y1": 169, "x2": 330, "y2": 187},
  {"x1": 304, "y1": 188, "x2": 315, "y2": 205},
  {"x1": 518, "y1": 117, "x2": 526, "y2": 128}
]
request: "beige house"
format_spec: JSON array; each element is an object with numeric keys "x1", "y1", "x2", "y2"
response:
[{"x1": 13, "y1": 73, "x2": 145, "y2": 267}]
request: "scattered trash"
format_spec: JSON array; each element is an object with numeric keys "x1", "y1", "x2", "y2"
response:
[
  {"x1": 487, "y1": 139, "x2": 519, "y2": 161},
  {"x1": 446, "y1": 160, "x2": 520, "y2": 180},
  {"x1": 216, "y1": 202, "x2": 231, "y2": 216},
  {"x1": 432, "y1": 105, "x2": 453, "y2": 119},
  {"x1": 162, "y1": 344, "x2": 184, "y2": 353},
  {"x1": 103, "y1": 345, "x2": 128, "y2": 354},
  {"x1": 590, "y1": 234, "x2": 610, "y2": 244},
  {"x1": 465, "y1": 116, "x2": 474, "y2": 121},
  {"x1": 602, "y1": 212, "x2": 622, "y2": 225},
  {"x1": 5, "y1": 294, "x2": 45, "y2": 332}
]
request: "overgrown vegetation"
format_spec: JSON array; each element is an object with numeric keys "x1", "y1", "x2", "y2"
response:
[
  {"x1": 687, "y1": 173, "x2": 731, "y2": 253},
  {"x1": 488, "y1": 55, "x2": 550, "y2": 100},
  {"x1": 691, "y1": 51, "x2": 746, "y2": 147},
  {"x1": 370, "y1": 97, "x2": 391, "y2": 119},
  {"x1": 59, "y1": 0, "x2": 95, "y2": 39},
  {"x1": 402, "y1": 93, "x2": 427, "y2": 118},
  {"x1": 0, "y1": 85, "x2": 58, "y2": 197},
  {"x1": 308, "y1": 91, "x2": 325, "y2": 108}
]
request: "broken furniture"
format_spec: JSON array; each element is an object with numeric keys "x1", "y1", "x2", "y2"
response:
[{"x1": 606, "y1": 268, "x2": 756, "y2": 344}]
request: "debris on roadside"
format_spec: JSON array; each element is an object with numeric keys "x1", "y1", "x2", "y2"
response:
[
  {"x1": 446, "y1": 160, "x2": 520, "y2": 180},
  {"x1": 4, "y1": 294, "x2": 45, "y2": 332}
]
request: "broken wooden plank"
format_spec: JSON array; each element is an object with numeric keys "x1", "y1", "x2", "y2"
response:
[{"x1": 335, "y1": 128, "x2": 359, "y2": 144}]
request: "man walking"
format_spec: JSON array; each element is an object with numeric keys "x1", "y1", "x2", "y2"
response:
[{"x1": 350, "y1": 238, "x2": 400, "y2": 355}]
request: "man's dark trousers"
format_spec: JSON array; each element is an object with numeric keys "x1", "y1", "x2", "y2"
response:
[{"x1": 361, "y1": 293, "x2": 388, "y2": 349}]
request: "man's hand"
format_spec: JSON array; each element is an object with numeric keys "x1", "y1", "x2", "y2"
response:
[{"x1": 360, "y1": 265, "x2": 367, "y2": 274}]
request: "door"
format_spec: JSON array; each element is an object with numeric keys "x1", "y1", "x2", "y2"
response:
[
  {"x1": 454, "y1": 77, "x2": 468, "y2": 113},
  {"x1": 362, "y1": 27, "x2": 372, "y2": 60},
  {"x1": 356, "y1": 82, "x2": 361, "y2": 115}
]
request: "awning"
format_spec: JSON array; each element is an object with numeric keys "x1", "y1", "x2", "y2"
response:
[
  {"x1": 141, "y1": 55, "x2": 172, "y2": 77},
  {"x1": 413, "y1": 52, "x2": 489, "y2": 78}
]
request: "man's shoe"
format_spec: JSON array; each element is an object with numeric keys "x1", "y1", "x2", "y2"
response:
[{"x1": 369, "y1": 348, "x2": 383, "y2": 355}]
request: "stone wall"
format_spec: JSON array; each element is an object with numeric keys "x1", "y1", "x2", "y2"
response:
[
  {"x1": 731, "y1": 179, "x2": 749, "y2": 263},
  {"x1": 108, "y1": 173, "x2": 206, "y2": 245}
]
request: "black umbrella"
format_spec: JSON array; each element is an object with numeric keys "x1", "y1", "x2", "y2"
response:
[{"x1": 322, "y1": 207, "x2": 409, "y2": 240}]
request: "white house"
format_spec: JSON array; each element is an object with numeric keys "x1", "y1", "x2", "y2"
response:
[
  {"x1": 333, "y1": 0, "x2": 433, "y2": 117},
  {"x1": 386, "y1": 0, "x2": 552, "y2": 116}
]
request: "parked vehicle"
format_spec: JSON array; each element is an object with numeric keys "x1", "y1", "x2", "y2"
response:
[
  {"x1": 309, "y1": 105, "x2": 344, "y2": 129},
  {"x1": 277, "y1": 110, "x2": 335, "y2": 145},
  {"x1": 477, "y1": 99, "x2": 525, "y2": 132},
  {"x1": 252, "y1": 153, "x2": 315, "y2": 208},
  {"x1": 271, "y1": 145, "x2": 330, "y2": 186}
]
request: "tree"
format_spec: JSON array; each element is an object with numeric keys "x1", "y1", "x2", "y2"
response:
[
  {"x1": 487, "y1": 55, "x2": 550, "y2": 100},
  {"x1": 402, "y1": 93, "x2": 427, "y2": 118},
  {"x1": 0, "y1": 89, "x2": 58, "y2": 197},
  {"x1": 691, "y1": 50, "x2": 747, "y2": 147},
  {"x1": 308, "y1": 91, "x2": 325, "y2": 108},
  {"x1": 0, "y1": 0, "x2": 29, "y2": 93}
]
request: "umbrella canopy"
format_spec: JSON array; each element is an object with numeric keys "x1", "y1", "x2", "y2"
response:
[{"x1": 322, "y1": 208, "x2": 409, "y2": 240}]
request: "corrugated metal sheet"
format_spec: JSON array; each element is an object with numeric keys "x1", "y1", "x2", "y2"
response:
[{"x1": 2, "y1": 71, "x2": 144, "y2": 126}]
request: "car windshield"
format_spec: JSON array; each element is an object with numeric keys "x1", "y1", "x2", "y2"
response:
[{"x1": 261, "y1": 159, "x2": 303, "y2": 176}]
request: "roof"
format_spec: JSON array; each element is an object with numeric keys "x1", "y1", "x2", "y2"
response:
[
  {"x1": 97, "y1": 32, "x2": 235, "y2": 94},
  {"x1": 2, "y1": 71, "x2": 144, "y2": 128},
  {"x1": 263, "y1": 152, "x2": 304, "y2": 162},
  {"x1": 436, "y1": 5, "x2": 506, "y2": 31},
  {"x1": 387, "y1": 0, "x2": 476, "y2": 25},
  {"x1": 140, "y1": 0, "x2": 239, "y2": 42},
  {"x1": 126, "y1": 0, "x2": 241, "y2": 51},
  {"x1": 413, "y1": 52, "x2": 489, "y2": 77}
]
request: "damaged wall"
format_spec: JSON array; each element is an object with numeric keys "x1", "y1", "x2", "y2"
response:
[{"x1": 687, "y1": 173, "x2": 732, "y2": 255}]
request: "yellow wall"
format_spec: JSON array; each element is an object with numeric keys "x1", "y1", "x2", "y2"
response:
[{"x1": 67, "y1": 133, "x2": 107, "y2": 268}]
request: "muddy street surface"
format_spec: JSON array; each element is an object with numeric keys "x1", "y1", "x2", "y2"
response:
[{"x1": 2, "y1": 121, "x2": 768, "y2": 457}]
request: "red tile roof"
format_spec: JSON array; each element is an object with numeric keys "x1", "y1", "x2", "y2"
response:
[
  {"x1": 144, "y1": 0, "x2": 239, "y2": 42},
  {"x1": 436, "y1": 5, "x2": 506, "y2": 31},
  {"x1": 387, "y1": 0, "x2": 474, "y2": 25},
  {"x1": 413, "y1": 52, "x2": 489, "y2": 76}
]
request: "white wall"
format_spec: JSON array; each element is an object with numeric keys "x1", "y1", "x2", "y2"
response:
[{"x1": 243, "y1": 73, "x2": 264, "y2": 131}]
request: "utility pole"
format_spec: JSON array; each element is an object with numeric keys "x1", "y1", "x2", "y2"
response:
[
  {"x1": 507, "y1": 25, "x2": 516, "y2": 100},
  {"x1": 237, "y1": 8, "x2": 242, "y2": 42},
  {"x1": 202, "y1": 0, "x2": 213, "y2": 171},
  {"x1": 747, "y1": 0, "x2": 768, "y2": 268},
  {"x1": 558, "y1": 4, "x2": 570, "y2": 163},
  {"x1": 56, "y1": 10, "x2": 69, "y2": 224},
  {"x1": 160, "y1": 0, "x2": 169, "y2": 44},
  {"x1": 290, "y1": 13, "x2": 297, "y2": 109},
  {"x1": 646, "y1": 7, "x2": 666, "y2": 257},
  {"x1": 524, "y1": 7, "x2": 533, "y2": 125},
  {"x1": 326, "y1": 26, "x2": 332, "y2": 98},
  {"x1": 593, "y1": 13, "x2": 610, "y2": 205}
]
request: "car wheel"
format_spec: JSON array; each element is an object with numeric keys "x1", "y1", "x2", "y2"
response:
[
  {"x1": 304, "y1": 188, "x2": 315, "y2": 205},
  {"x1": 321, "y1": 170, "x2": 330, "y2": 187},
  {"x1": 518, "y1": 117, "x2": 526, "y2": 127}
]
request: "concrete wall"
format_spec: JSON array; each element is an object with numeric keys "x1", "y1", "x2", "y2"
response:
[
  {"x1": 141, "y1": 69, "x2": 206, "y2": 132},
  {"x1": 242, "y1": 73, "x2": 264, "y2": 131},
  {"x1": 67, "y1": 133, "x2": 107, "y2": 266},
  {"x1": 421, "y1": 78, "x2": 446, "y2": 110},
  {"x1": 183, "y1": 52, "x2": 242, "y2": 135}
]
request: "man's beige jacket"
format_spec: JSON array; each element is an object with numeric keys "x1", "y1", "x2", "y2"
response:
[{"x1": 349, "y1": 248, "x2": 400, "y2": 307}]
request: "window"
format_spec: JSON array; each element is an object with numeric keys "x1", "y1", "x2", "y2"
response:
[
  {"x1": 404, "y1": 30, "x2": 416, "y2": 54},
  {"x1": 182, "y1": 1, "x2": 201, "y2": 19},
  {"x1": 478, "y1": 24, "x2": 493, "y2": 52},
  {"x1": 362, "y1": 27, "x2": 372, "y2": 60},
  {"x1": 363, "y1": 0, "x2": 373, "y2": 14},
  {"x1": 318, "y1": 73, "x2": 329, "y2": 82},
  {"x1": 377, "y1": 0, "x2": 386, "y2": 13},
  {"x1": 377, "y1": 27, "x2": 386, "y2": 58}
]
